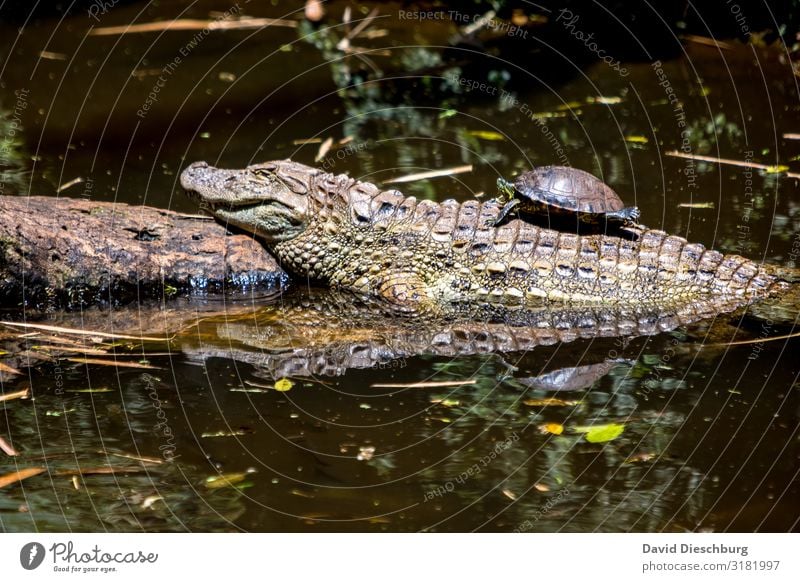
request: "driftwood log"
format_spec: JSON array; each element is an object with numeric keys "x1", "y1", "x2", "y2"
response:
[{"x1": 0, "y1": 196, "x2": 287, "y2": 310}]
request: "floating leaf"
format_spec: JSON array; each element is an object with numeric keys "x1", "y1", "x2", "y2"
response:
[
  {"x1": 534, "y1": 483, "x2": 550, "y2": 492},
  {"x1": 438, "y1": 109, "x2": 457, "y2": 119},
  {"x1": 573, "y1": 423, "x2": 625, "y2": 443},
  {"x1": 274, "y1": 378, "x2": 293, "y2": 392},
  {"x1": 430, "y1": 398, "x2": 460, "y2": 407},
  {"x1": 204, "y1": 472, "x2": 248, "y2": 489},
  {"x1": 625, "y1": 452, "x2": 656, "y2": 464},
  {"x1": 523, "y1": 398, "x2": 580, "y2": 407},
  {"x1": 502, "y1": 488, "x2": 518, "y2": 500},
  {"x1": 142, "y1": 495, "x2": 163, "y2": 509},
  {"x1": 625, "y1": 135, "x2": 649, "y2": 144},
  {"x1": 764, "y1": 165, "x2": 789, "y2": 174},
  {"x1": 538, "y1": 422, "x2": 564, "y2": 435},
  {"x1": 466, "y1": 130, "x2": 505, "y2": 141}
]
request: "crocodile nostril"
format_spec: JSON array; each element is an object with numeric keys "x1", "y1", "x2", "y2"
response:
[{"x1": 189, "y1": 161, "x2": 209, "y2": 170}]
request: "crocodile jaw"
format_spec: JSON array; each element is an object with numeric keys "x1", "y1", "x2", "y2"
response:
[{"x1": 180, "y1": 161, "x2": 311, "y2": 243}]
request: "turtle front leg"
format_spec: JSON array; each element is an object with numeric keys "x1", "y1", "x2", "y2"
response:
[{"x1": 486, "y1": 199, "x2": 521, "y2": 227}]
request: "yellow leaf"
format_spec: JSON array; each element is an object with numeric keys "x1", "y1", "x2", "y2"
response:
[
  {"x1": 764, "y1": 165, "x2": 789, "y2": 174},
  {"x1": 466, "y1": 130, "x2": 505, "y2": 141},
  {"x1": 204, "y1": 472, "x2": 248, "y2": 489},
  {"x1": 625, "y1": 135, "x2": 649, "y2": 144},
  {"x1": 573, "y1": 423, "x2": 625, "y2": 443},
  {"x1": 538, "y1": 423, "x2": 565, "y2": 435},
  {"x1": 430, "y1": 398, "x2": 460, "y2": 407},
  {"x1": 274, "y1": 378, "x2": 293, "y2": 392},
  {"x1": 534, "y1": 483, "x2": 550, "y2": 492}
]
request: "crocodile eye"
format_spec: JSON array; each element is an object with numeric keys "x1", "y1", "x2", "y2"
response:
[{"x1": 251, "y1": 168, "x2": 272, "y2": 179}]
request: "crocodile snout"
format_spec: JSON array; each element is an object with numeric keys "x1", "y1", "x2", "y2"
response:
[{"x1": 180, "y1": 161, "x2": 211, "y2": 191}]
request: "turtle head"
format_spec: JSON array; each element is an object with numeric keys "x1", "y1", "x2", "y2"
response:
[
  {"x1": 181, "y1": 161, "x2": 322, "y2": 243},
  {"x1": 496, "y1": 177, "x2": 516, "y2": 200}
]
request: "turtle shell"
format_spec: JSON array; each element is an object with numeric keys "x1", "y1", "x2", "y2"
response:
[{"x1": 513, "y1": 166, "x2": 625, "y2": 214}]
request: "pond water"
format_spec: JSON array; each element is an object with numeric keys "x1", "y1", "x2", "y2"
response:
[{"x1": 1, "y1": 1, "x2": 799, "y2": 532}]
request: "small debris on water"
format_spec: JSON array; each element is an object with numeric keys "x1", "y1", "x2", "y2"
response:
[{"x1": 357, "y1": 446, "x2": 375, "y2": 461}]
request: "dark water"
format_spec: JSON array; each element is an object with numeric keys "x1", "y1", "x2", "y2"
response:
[{"x1": 1, "y1": 2, "x2": 799, "y2": 532}]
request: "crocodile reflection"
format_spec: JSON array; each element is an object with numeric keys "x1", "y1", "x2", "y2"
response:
[{"x1": 180, "y1": 289, "x2": 730, "y2": 379}]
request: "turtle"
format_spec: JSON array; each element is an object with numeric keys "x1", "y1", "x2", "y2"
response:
[{"x1": 491, "y1": 166, "x2": 641, "y2": 230}]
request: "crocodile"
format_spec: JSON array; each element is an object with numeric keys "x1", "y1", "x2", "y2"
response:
[{"x1": 180, "y1": 160, "x2": 788, "y2": 320}]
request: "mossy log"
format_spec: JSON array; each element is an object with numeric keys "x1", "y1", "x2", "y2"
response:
[{"x1": 0, "y1": 196, "x2": 287, "y2": 311}]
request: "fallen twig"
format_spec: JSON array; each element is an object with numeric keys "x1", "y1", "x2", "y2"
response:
[
  {"x1": 0, "y1": 467, "x2": 46, "y2": 489},
  {"x1": 89, "y1": 17, "x2": 297, "y2": 36},
  {"x1": 56, "y1": 177, "x2": 85, "y2": 193},
  {"x1": 103, "y1": 451, "x2": 164, "y2": 465},
  {"x1": 708, "y1": 329, "x2": 800, "y2": 347},
  {"x1": 1, "y1": 321, "x2": 169, "y2": 342},
  {"x1": 370, "y1": 379, "x2": 477, "y2": 388},
  {"x1": 665, "y1": 151, "x2": 800, "y2": 179},
  {"x1": 314, "y1": 137, "x2": 334, "y2": 162},
  {"x1": 54, "y1": 466, "x2": 149, "y2": 476},
  {"x1": 0, "y1": 387, "x2": 30, "y2": 403},
  {"x1": 0, "y1": 361, "x2": 21, "y2": 375},
  {"x1": 384, "y1": 165, "x2": 473, "y2": 185},
  {"x1": 68, "y1": 357, "x2": 161, "y2": 370},
  {"x1": 39, "y1": 50, "x2": 68, "y2": 60},
  {"x1": 0, "y1": 435, "x2": 19, "y2": 456},
  {"x1": 682, "y1": 34, "x2": 737, "y2": 50}
]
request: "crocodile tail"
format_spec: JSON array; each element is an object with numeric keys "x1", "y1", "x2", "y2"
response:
[{"x1": 761, "y1": 263, "x2": 800, "y2": 284}]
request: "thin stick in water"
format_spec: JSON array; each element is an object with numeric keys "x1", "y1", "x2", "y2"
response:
[
  {"x1": 370, "y1": 379, "x2": 477, "y2": 388},
  {"x1": 664, "y1": 150, "x2": 800, "y2": 179},
  {"x1": 0, "y1": 321, "x2": 168, "y2": 342},
  {"x1": 384, "y1": 165, "x2": 473, "y2": 184},
  {"x1": 89, "y1": 17, "x2": 298, "y2": 36}
]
